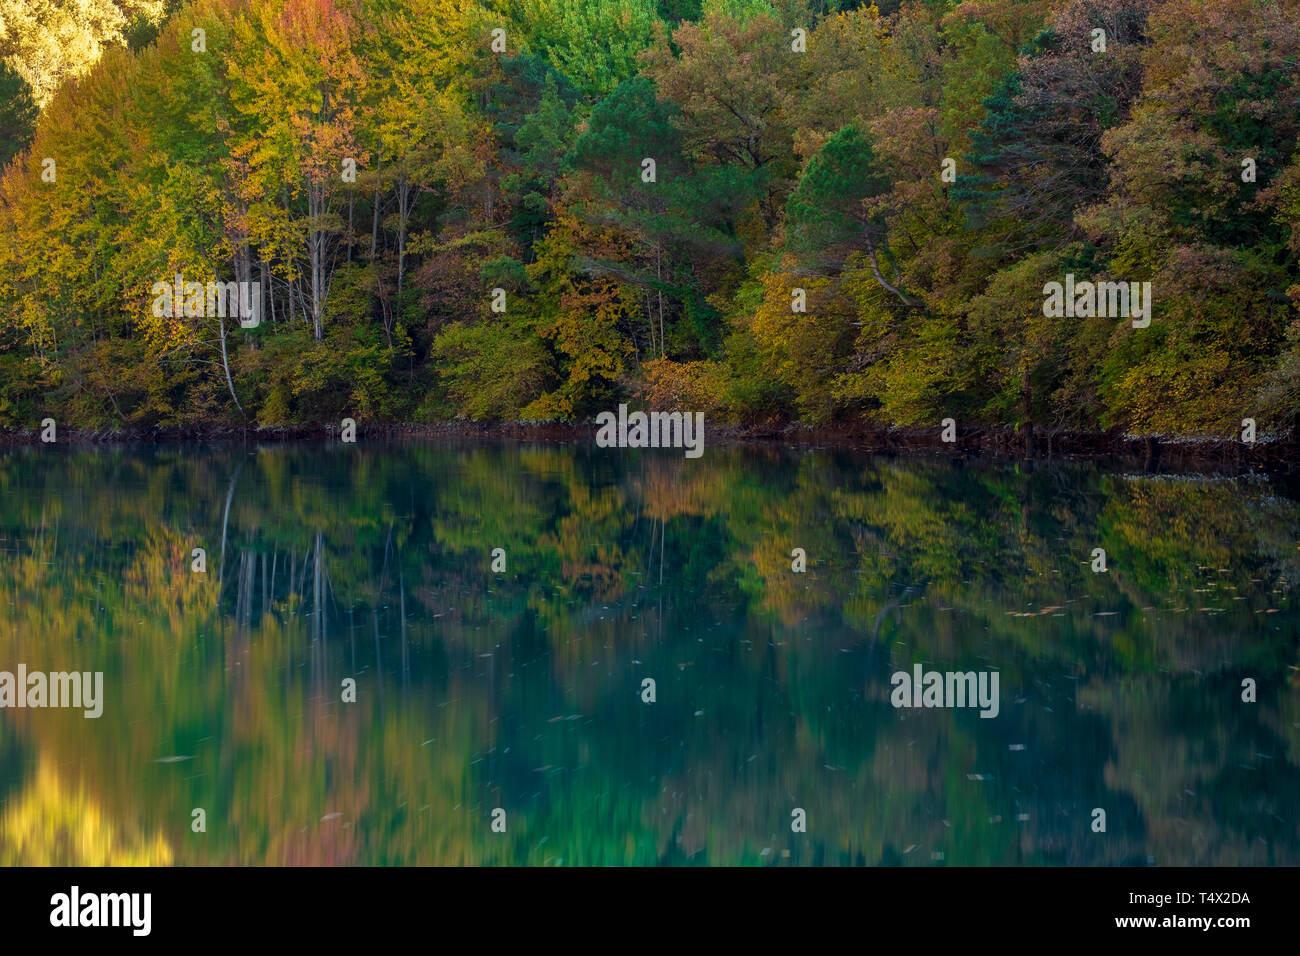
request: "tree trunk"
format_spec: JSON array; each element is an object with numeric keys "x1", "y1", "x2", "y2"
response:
[
  {"x1": 398, "y1": 171, "x2": 411, "y2": 297},
  {"x1": 218, "y1": 317, "x2": 246, "y2": 417},
  {"x1": 656, "y1": 246, "x2": 664, "y2": 358},
  {"x1": 370, "y1": 155, "x2": 382, "y2": 262},
  {"x1": 309, "y1": 181, "x2": 325, "y2": 341}
]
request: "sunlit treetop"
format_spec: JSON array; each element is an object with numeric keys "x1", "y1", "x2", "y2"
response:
[{"x1": 0, "y1": 0, "x2": 167, "y2": 107}]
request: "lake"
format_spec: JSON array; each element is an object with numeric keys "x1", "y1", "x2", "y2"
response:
[{"x1": 0, "y1": 440, "x2": 1296, "y2": 865}]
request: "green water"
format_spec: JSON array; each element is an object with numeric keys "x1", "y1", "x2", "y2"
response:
[{"x1": 0, "y1": 440, "x2": 1296, "y2": 865}]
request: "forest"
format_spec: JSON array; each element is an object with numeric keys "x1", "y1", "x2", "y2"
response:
[{"x1": 1, "y1": 0, "x2": 1298, "y2": 437}]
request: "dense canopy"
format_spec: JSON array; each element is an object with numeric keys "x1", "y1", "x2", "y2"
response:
[{"x1": 1, "y1": 0, "x2": 1297, "y2": 437}]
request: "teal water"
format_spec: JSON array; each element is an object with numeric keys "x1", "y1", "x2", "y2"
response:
[{"x1": 0, "y1": 441, "x2": 1296, "y2": 865}]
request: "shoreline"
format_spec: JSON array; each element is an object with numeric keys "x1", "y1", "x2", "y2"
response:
[{"x1": 1, "y1": 420, "x2": 1295, "y2": 473}]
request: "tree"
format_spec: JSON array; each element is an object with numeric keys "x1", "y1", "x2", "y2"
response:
[
  {"x1": 566, "y1": 75, "x2": 744, "y2": 359},
  {"x1": 786, "y1": 124, "x2": 908, "y2": 305},
  {"x1": 958, "y1": 0, "x2": 1154, "y2": 257},
  {"x1": 640, "y1": 8, "x2": 800, "y2": 230},
  {"x1": 226, "y1": 0, "x2": 367, "y2": 342}
]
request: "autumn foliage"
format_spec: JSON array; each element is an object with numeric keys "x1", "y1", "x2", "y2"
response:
[{"x1": 0, "y1": 0, "x2": 1297, "y2": 437}]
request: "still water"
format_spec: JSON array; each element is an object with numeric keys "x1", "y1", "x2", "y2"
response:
[{"x1": 0, "y1": 440, "x2": 1296, "y2": 865}]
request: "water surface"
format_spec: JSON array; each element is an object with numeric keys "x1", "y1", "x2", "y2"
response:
[{"x1": 0, "y1": 441, "x2": 1296, "y2": 865}]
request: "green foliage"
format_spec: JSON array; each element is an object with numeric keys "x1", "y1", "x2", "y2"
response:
[
  {"x1": 786, "y1": 124, "x2": 891, "y2": 264},
  {"x1": 0, "y1": 61, "x2": 36, "y2": 166},
  {"x1": 701, "y1": 0, "x2": 772, "y2": 21},
  {"x1": 514, "y1": 0, "x2": 664, "y2": 97},
  {"x1": 431, "y1": 318, "x2": 554, "y2": 419},
  {"x1": 656, "y1": 0, "x2": 702, "y2": 20}
]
